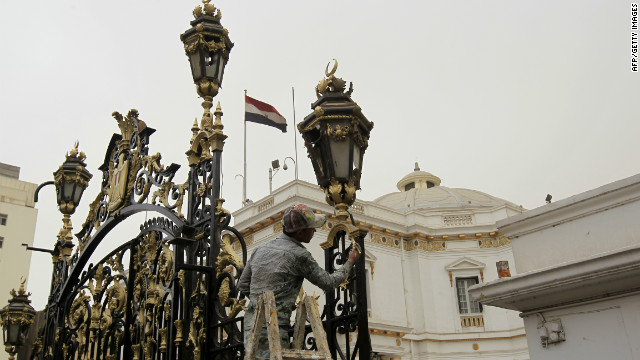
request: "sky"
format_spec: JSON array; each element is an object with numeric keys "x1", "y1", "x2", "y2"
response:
[{"x1": 1, "y1": 0, "x2": 638, "y2": 309}]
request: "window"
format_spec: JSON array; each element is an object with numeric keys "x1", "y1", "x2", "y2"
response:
[
  {"x1": 0, "y1": 236, "x2": 3, "y2": 248},
  {"x1": 404, "y1": 182, "x2": 415, "y2": 191},
  {"x1": 0, "y1": 214, "x2": 6, "y2": 226},
  {"x1": 456, "y1": 277, "x2": 482, "y2": 314}
]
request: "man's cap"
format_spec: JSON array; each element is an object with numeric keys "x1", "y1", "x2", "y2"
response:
[{"x1": 283, "y1": 203, "x2": 327, "y2": 233}]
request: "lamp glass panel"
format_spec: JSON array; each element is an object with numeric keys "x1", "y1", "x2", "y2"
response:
[
  {"x1": 73, "y1": 183, "x2": 84, "y2": 204},
  {"x1": 18, "y1": 324, "x2": 28, "y2": 345},
  {"x1": 353, "y1": 145, "x2": 361, "y2": 172},
  {"x1": 329, "y1": 137, "x2": 350, "y2": 179},
  {"x1": 63, "y1": 182, "x2": 75, "y2": 202},
  {"x1": 189, "y1": 52, "x2": 202, "y2": 81},
  {"x1": 205, "y1": 52, "x2": 219, "y2": 78},
  {"x1": 217, "y1": 56, "x2": 225, "y2": 83},
  {"x1": 311, "y1": 145, "x2": 325, "y2": 181},
  {"x1": 6, "y1": 322, "x2": 19, "y2": 344},
  {"x1": 56, "y1": 185, "x2": 62, "y2": 203}
]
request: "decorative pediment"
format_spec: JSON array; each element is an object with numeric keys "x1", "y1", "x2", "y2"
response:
[
  {"x1": 445, "y1": 257, "x2": 486, "y2": 286},
  {"x1": 445, "y1": 257, "x2": 485, "y2": 271}
]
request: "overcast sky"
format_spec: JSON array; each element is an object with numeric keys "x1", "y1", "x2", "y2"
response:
[{"x1": 1, "y1": 0, "x2": 638, "y2": 308}]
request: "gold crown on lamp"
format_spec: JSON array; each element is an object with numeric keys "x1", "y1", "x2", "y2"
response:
[
  {"x1": 193, "y1": 0, "x2": 221, "y2": 19},
  {"x1": 66, "y1": 141, "x2": 86, "y2": 162}
]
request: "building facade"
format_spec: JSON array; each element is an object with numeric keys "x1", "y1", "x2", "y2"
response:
[
  {"x1": 233, "y1": 165, "x2": 529, "y2": 359},
  {"x1": 469, "y1": 174, "x2": 640, "y2": 360},
  {"x1": 0, "y1": 163, "x2": 38, "y2": 360}
]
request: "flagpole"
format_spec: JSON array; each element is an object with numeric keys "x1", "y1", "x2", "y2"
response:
[
  {"x1": 243, "y1": 89, "x2": 247, "y2": 205},
  {"x1": 292, "y1": 87, "x2": 299, "y2": 180}
]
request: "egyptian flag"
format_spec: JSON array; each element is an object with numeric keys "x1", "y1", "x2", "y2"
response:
[{"x1": 245, "y1": 95, "x2": 287, "y2": 133}]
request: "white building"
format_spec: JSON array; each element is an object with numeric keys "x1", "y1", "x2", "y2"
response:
[
  {"x1": 468, "y1": 174, "x2": 640, "y2": 360},
  {"x1": 233, "y1": 165, "x2": 529, "y2": 359},
  {"x1": 0, "y1": 163, "x2": 38, "y2": 360}
]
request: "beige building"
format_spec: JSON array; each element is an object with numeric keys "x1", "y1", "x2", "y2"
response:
[
  {"x1": 0, "y1": 162, "x2": 38, "y2": 360},
  {"x1": 233, "y1": 165, "x2": 530, "y2": 359}
]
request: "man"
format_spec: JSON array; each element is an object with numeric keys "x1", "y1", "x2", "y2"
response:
[{"x1": 238, "y1": 203, "x2": 362, "y2": 358}]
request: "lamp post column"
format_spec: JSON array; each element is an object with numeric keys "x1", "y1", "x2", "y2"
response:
[
  {"x1": 33, "y1": 143, "x2": 92, "y2": 360},
  {"x1": 298, "y1": 60, "x2": 374, "y2": 360},
  {"x1": 180, "y1": 1, "x2": 233, "y2": 358}
]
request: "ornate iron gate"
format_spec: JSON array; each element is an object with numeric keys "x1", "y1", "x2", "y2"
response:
[
  {"x1": 35, "y1": 106, "x2": 370, "y2": 360},
  {"x1": 30, "y1": 2, "x2": 371, "y2": 359},
  {"x1": 38, "y1": 107, "x2": 249, "y2": 360}
]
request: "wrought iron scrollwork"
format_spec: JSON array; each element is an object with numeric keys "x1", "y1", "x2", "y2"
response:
[
  {"x1": 73, "y1": 110, "x2": 183, "y2": 258},
  {"x1": 321, "y1": 226, "x2": 370, "y2": 360},
  {"x1": 57, "y1": 247, "x2": 131, "y2": 360}
]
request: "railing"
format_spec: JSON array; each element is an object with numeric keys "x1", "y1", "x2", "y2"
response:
[
  {"x1": 443, "y1": 215, "x2": 473, "y2": 227},
  {"x1": 257, "y1": 197, "x2": 274, "y2": 213},
  {"x1": 460, "y1": 315, "x2": 484, "y2": 328},
  {"x1": 350, "y1": 203, "x2": 364, "y2": 214}
]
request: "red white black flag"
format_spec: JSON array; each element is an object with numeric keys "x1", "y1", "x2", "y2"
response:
[{"x1": 244, "y1": 95, "x2": 287, "y2": 133}]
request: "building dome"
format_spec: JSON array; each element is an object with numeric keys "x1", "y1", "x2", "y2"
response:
[{"x1": 374, "y1": 163, "x2": 518, "y2": 211}]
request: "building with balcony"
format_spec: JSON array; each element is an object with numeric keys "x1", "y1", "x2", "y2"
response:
[{"x1": 232, "y1": 164, "x2": 529, "y2": 359}]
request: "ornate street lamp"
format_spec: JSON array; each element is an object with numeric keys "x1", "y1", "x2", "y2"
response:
[
  {"x1": 52, "y1": 142, "x2": 92, "y2": 259},
  {"x1": 53, "y1": 142, "x2": 92, "y2": 216},
  {"x1": 35, "y1": 142, "x2": 93, "y2": 260},
  {"x1": 181, "y1": 0, "x2": 233, "y2": 169},
  {"x1": 298, "y1": 59, "x2": 374, "y2": 220},
  {"x1": 180, "y1": 0, "x2": 233, "y2": 100},
  {"x1": 0, "y1": 279, "x2": 36, "y2": 360}
]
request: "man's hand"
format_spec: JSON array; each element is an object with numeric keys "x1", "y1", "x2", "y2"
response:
[{"x1": 348, "y1": 242, "x2": 362, "y2": 263}]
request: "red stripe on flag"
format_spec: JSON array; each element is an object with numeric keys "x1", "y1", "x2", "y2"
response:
[{"x1": 245, "y1": 95, "x2": 284, "y2": 117}]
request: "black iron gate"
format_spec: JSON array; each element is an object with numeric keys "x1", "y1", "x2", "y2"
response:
[{"x1": 35, "y1": 108, "x2": 370, "y2": 360}]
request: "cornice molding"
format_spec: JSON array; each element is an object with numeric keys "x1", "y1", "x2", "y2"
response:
[
  {"x1": 468, "y1": 245, "x2": 640, "y2": 312},
  {"x1": 402, "y1": 329, "x2": 526, "y2": 342},
  {"x1": 497, "y1": 173, "x2": 640, "y2": 239}
]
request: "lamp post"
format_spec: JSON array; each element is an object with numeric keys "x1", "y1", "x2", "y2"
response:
[
  {"x1": 51, "y1": 142, "x2": 92, "y2": 260},
  {"x1": 0, "y1": 279, "x2": 36, "y2": 360},
  {"x1": 29, "y1": 143, "x2": 92, "y2": 360},
  {"x1": 298, "y1": 59, "x2": 373, "y2": 360},
  {"x1": 298, "y1": 59, "x2": 374, "y2": 220},
  {"x1": 181, "y1": 2, "x2": 237, "y2": 359},
  {"x1": 33, "y1": 141, "x2": 93, "y2": 260},
  {"x1": 180, "y1": 0, "x2": 233, "y2": 140},
  {"x1": 268, "y1": 157, "x2": 296, "y2": 194},
  {"x1": 180, "y1": 0, "x2": 232, "y2": 98}
]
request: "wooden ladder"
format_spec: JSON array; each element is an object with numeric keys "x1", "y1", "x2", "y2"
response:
[{"x1": 244, "y1": 291, "x2": 331, "y2": 360}]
